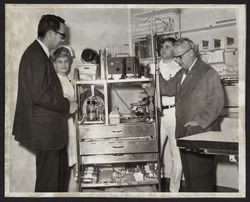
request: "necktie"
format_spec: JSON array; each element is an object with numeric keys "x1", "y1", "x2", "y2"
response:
[
  {"x1": 182, "y1": 68, "x2": 189, "y2": 75},
  {"x1": 181, "y1": 68, "x2": 189, "y2": 85}
]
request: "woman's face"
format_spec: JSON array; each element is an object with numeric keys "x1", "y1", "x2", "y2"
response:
[{"x1": 54, "y1": 56, "x2": 70, "y2": 76}]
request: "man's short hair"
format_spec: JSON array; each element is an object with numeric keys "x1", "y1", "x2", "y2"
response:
[
  {"x1": 38, "y1": 14, "x2": 65, "y2": 38},
  {"x1": 161, "y1": 37, "x2": 176, "y2": 46},
  {"x1": 175, "y1": 38, "x2": 196, "y2": 52}
]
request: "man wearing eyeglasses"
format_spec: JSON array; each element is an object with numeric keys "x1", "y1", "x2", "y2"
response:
[
  {"x1": 158, "y1": 38, "x2": 224, "y2": 192},
  {"x1": 13, "y1": 14, "x2": 78, "y2": 192}
]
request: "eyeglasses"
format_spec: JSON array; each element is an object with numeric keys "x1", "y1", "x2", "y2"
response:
[
  {"x1": 52, "y1": 30, "x2": 66, "y2": 40},
  {"x1": 174, "y1": 49, "x2": 190, "y2": 60}
]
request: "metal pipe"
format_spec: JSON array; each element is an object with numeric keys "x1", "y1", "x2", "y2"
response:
[{"x1": 178, "y1": 8, "x2": 181, "y2": 38}]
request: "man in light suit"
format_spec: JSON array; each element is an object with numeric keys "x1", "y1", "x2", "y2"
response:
[
  {"x1": 12, "y1": 14, "x2": 78, "y2": 192},
  {"x1": 159, "y1": 38, "x2": 224, "y2": 192}
]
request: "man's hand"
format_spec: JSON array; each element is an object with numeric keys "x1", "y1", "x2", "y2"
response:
[
  {"x1": 141, "y1": 82, "x2": 151, "y2": 89},
  {"x1": 141, "y1": 82, "x2": 155, "y2": 96},
  {"x1": 184, "y1": 121, "x2": 199, "y2": 127},
  {"x1": 69, "y1": 101, "x2": 78, "y2": 114}
]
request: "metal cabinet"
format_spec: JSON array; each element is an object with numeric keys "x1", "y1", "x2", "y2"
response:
[{"x1": 74, "y1": 76, "x2": 161, "y2": 191}]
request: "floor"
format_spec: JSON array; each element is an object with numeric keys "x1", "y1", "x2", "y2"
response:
[
  {"x1": 161, "y1": 178, "x2": 238, "y2": 192},
  {"x1": 161, "y1": 178, "x2": 186, "y2": 192}
]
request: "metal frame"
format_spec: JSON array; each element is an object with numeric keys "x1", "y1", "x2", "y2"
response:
[{"x1": 74, "y1": 37, "x2": 162, "y2": 190}]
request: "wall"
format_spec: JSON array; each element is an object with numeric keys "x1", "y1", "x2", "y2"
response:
[
  {"x1": 5, "y1": 5, "x2": 130, "y2": 192},
  {"x1": 180, "y1": 8, "x2": 236, "y2": 30},
  {"x1": 180, "y1": 8, "x2": 237, "y2": 53}
]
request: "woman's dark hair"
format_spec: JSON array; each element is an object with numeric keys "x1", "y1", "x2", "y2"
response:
[
  {"x1": 161, "y1": 37, "x2": 176, "y2": 46},
  {"x1": 38, "y1": 14, "x2": 65, "y2": 38}
]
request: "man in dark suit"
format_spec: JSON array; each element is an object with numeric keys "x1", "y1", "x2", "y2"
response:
[
  {"x1": 12, "y1": 14, "x2": 78, "y2": 192},
  {"x1": 159, "y1": 38, "x2": 224, "y2": 192}
]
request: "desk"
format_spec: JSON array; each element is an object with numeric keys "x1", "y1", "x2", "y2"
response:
[{"x1": 177, "y1": 131, "x2": 238, "y2": 163}]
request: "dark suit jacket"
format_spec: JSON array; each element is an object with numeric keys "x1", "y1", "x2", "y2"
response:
[
  {"x1": 160, "y1": 58, "x2": 224, "y2": 139},
  {"x1": 12, "y1": 40, "x2": 70, "y2": 150}
]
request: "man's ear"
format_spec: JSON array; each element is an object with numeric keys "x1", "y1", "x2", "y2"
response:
[{"x1": 46, "y1": 30, "x2": 53, "y2": 40}]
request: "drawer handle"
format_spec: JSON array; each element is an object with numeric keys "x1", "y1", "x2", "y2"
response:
[
  {"x1": 112, "y1": 145, "x2": 124, "y2": 148},
  {"x1": 111, "y1": 130, "x2": 122, "y2": 133}
]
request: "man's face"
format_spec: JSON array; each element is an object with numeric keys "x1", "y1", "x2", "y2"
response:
[
  {"x1": 174, "y1": 44, "x2": 193, "y2": 69},
  {"x1": 160, "y1": 41, "x2": 174, "y2": 60},
  {"x1": 50, "y1": 23, "x2": 66, "y2": 50}
]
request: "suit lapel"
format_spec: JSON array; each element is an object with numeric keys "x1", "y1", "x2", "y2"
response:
[
  {"x1": 180, "y1": 71, "x2": 193, "y2": 90},
  {"x1": 176, "y1": 73, "x2": 183, "y2": 96},
  {"x1": 178, "y1": 59, "x2": 201, "y2": 97}
]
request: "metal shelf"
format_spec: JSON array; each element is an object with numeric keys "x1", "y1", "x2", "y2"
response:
[
  {"x1": 75, "y1": 67, "x2": 161, "y2": 191},
  {"x1": 76, "y1": 80, "x2": 107, "y2": 85},
  {"x1": 76, "y1": 78, "x2": 152, "y2": 84},
  {"x1": 81, "y1": 153, "x2": 158, "y2": 165},
  {"x1": 132, "y1": 30, "x2": 179, "y2": 39},
  {"x1": 132, "y1": 8, "x2": 179, "y2": 18},
  {"x1": 81, "y1": 179, "x2": 158, "y2": 188},
  {"x1": 107, "y1": 78, "x2": 151, "y2": 83},
  {"x1": 181, "y1": 22, "x2": 236, "y2": 34},
  {"x1": 132, "y1": 22, "x2": 236, "y2": 39}
]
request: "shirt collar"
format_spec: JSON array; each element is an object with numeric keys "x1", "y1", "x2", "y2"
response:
[
  {"x1": 188, "y1": 57, "x2": 198, "y2": 71},
  {"x1": 57, "y1": 73, "x2": 67, "y2": 79},
  {"x1": 160, "y1": 58, "x2": 173, "y2": 64},
  {"x1": 36, "y1": 39, "x2": 50, "y2": 58}
]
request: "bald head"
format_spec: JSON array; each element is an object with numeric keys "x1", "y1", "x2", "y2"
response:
[
  {"x1": 173, "y1": 38, "x2": 197, "y2": 69},
  {"x1": 175, "y1": 38, "x2": 196, "y2": 52}
]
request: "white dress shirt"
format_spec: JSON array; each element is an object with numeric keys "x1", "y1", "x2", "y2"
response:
[
  {"x1": 181, "y1": 57, "x2": 198, "y2": 84},
  {"x1": 36, "y1": 39, "x2": 50, "y2": 58}
]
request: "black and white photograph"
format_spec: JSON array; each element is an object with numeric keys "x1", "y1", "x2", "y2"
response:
[{"x1": 4, "y1": 4, "x2": 246, "y2": 198}]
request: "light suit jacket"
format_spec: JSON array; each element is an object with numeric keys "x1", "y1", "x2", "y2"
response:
[{"x1": 160, "y1": 58, "x2": 224, "y2": 139}]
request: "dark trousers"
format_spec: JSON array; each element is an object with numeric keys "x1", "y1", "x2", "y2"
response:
[
  {"x1": 35, "y1": 145, "x2": 70, "y2": 192},
  {"x1": 180, "y1": 149, "x2": 215, "y2": 192}
]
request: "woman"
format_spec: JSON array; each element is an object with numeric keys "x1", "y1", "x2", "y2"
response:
[{"x1": 52, "y1": 46, "x2": 77, "y2": 191}]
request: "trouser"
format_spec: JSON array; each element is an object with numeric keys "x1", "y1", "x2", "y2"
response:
[
  {"x1": 180, "y1": 149, "x2": 215, "y2": 192},
  {"x1": 161, "y1": 108, "x2": 182, "y2": 192},
  {"x1": 35, "y1": 145, "x2": 70, "y2": 192}
]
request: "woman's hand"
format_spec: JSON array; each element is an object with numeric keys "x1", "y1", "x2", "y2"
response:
[{"x1": 65, "y1": 95, "x2": 76, "y2": 102}]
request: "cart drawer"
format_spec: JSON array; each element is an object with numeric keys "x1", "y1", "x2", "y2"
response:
[
  {"x1": 81, "y1": 153, "x2": 158, "y2": 164},
  {"x1": 80, "y1": 138, "x2": 158, "y2": 155},
  {"x1": 79, "y1": 122, "x2": 155, "y2": 139}
]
